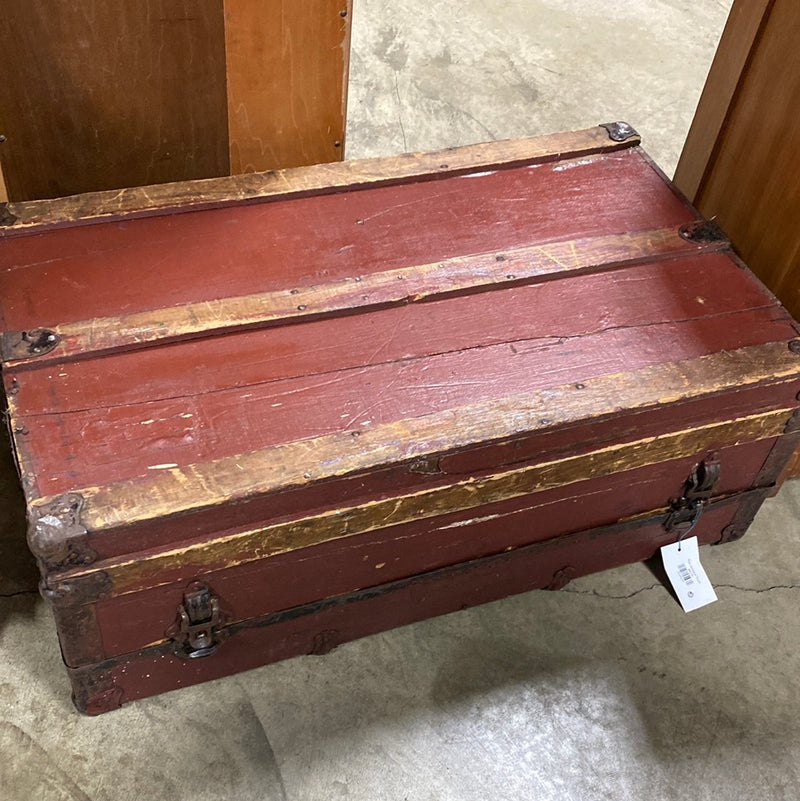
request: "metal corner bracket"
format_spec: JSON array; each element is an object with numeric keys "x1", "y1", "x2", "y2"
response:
[
  {"x1": 600, "y1": 122, "x2": 639, "y2": 142},
  {"x1": 28, "y1": 492, "x2": 97, "y2": 572},
  {"x1": 69, "y1": 668, "x2": 124, "y2": 716}
]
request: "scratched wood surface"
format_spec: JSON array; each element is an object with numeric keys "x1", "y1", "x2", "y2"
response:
[
  {"x1": 3, "y1": 227, "x2": 720, "y2": 368},
  {"x1": 69, "y1": 499, "x2": 744, "y2": 712},
  {"x1": 2, "y1": 141, "x2": 799, "y2": 534},
  {"x1": 0, "y1": 125, "x2": 635, "y2": 234},
  {"x1": 88, "y1": 438, "x2": 777, "y2": 660},
  {"x1": 0, "y1": 148, "x2": 682, "y2": 330},
  {"x1": 2, "y1": 131, "x2": 800, "y2": 708},
  {"x1": 673, "y1": 0, "x2": 800, "y2": 479},
  {"x1": 72, "y1": 410, "x2": 788, "y2": 599},
  {"x1": 23, "y1": 373, "x2": 796, "y2": 571},
  {"x1": 8, "y1": 252, "x2": 781, "y2": 416},
  {"x1": 10, "y1": 286, "x2": 796, "y2": 500},
  {"x1": 21, "y1": 342, "x2": 800, "y2": 568},
  {"x1": 3, "y1": 138, "x2": 799, "y2": 540}
]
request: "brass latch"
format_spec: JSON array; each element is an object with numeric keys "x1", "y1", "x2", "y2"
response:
[
  {"x1": 664, "y1": 457, "x2": 721, "y2": 537},
  {"x1": 167, "y1": 582, "x2": 227, "y2": 659}
]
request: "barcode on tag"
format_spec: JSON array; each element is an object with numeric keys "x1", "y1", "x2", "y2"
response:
[
  {"x1": 660, "y1": 536, "x2": 717, "y2": 612},
  {"x1": 677, "y1": 563, "x2": 693, "y2": 586}
]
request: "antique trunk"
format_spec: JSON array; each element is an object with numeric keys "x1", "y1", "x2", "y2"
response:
[{"x1": 1, "y1": 124, "x2": 799, "y2": 714}]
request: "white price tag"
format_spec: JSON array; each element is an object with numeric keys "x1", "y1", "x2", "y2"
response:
[{"x1": 660, "y1": 535, "x2": 718, "y2": 612}]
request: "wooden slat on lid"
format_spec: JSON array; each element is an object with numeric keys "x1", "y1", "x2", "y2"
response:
[
  {"x1": 0, "y1": 125, "x2": 639, "y2": 234},
  {"x1": 2, "y1": 226, "x2": 720, "y2": 367},
  {"x1": 27, "y1": 341, "x2": 800, "y2": 538}
]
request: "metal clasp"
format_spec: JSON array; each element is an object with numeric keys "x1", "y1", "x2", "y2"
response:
[
  {"x1": 167, "y1": 582, "x2": 227, "y2": 659},
  {"x1": 664, "y1": 457, "x2": 721, "y2": 541}
]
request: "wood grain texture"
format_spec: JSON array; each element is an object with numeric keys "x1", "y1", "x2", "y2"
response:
[
  {"x1": 0, "y1": 149, "x2": 691, "y2": 334},
  {"x1": 0, "y1": 126, "x2": 638, "y2": 234},
  {"x1": 2, "y1": 227, "x2": 718, "y2": 367},
  {"x1": 11, "y1": 304, "x2": 799, "y2": 500},
  {"x1": 673, "y1": 0, "x2": 774, "y2": 199},
  {"x1": 224, "y1": 0, "x2": 351, "y2": 173},
  {"x1": 25, "y1": 341, "x2": 800, "y2": 537},
  {"x1": 54, "y1": 409, "x2": 792, "y2": 599},
  {"x1": 5, "y1": 122, "x2": 797, "y2": 707},
  {"x1": 90, "y1": 437, "x2": 777, "y2": 660},
  {"x1": 20, "y1": 381, "x2": 794, "y2": 569},
  {"x1": 14, "y1": 254, "x2": 770, "y2": 418},
  {"x1": 690, "y1": 0, "x2": 800, "y2": 321},
  {"x1": 0, "y1": 1, "x2": 229, "y2": 202},
  {"x1": 66, "y1": 498, "x2": 747, "y2": 709}
]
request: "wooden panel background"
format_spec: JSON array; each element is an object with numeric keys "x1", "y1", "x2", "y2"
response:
[
  {"x1": 0, "y1": 0, "x2": 351, "y2": 202},
  {"x1": 674, "y1": 0, "x2": 800, "y2": 480},
  {"x1": 0, "y1": 1, "x2": 230, "y2": 201},
  {"x1": 225, "y1": 0, "x2": 352, "y2": 173},
  {"x1": 672, "y1": 0, "x2": 774, "y2": 201}
]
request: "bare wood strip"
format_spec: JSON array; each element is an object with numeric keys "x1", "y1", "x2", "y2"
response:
[
  {"x1": 62, "y1": 408, "x2": 792, "y2": 596},
  {"x1": 1, "y1": 125, "x2": 638, "y2": 235},
  {"x1": 27, "y1": 341, "x2": 800, "y2": 536},
  {"x1": 4, "y1": 226, "x2": 711, "y2": 367}
]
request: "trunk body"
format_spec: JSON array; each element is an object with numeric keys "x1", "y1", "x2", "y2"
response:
[{"x1": 1, "y1": 124, "x2": 799, "y2": 714}]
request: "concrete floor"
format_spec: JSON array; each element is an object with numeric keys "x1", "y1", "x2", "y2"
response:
[{"x1": 6, "y1": 1, "x2": 800, "y2": 799}]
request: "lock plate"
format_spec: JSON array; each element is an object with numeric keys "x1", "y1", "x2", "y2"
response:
[
  {"x1": 166, "y1": 582, "x2": 227, "y2": 659},
  {"x1": 664, "y1": 457, "x2": 721, "y2": 536}
]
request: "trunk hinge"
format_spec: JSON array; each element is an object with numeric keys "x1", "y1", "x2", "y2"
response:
[
  {"x1": 664, "y1": 456, "x2": 721, "y2": 537},
  {"x1": 167, "y1": 582, "x2": 227, "y2": 659}
]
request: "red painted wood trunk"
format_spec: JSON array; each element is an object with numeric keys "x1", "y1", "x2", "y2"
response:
[{"x1": 1, "y1": 125, "x2": 799, "y2": 713}]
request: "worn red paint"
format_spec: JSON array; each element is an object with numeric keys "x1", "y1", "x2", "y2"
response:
[
  {"x1": 0, "y1": 150, "x2": 691, "y2": 328},
  {"x1": 2, "y1": 130, "x2": 799, "y2": 712},
  {"x1": 73, "y1": 502, "x2": 740, "y2": 712},
  {"x1": 93, "y1": 437, "x2": 777, "y2": 660}
]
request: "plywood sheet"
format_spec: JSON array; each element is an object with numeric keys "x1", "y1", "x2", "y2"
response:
[
  {"x1": 0, "y1": 1, "x2": 230, "y2": 202},
  {"x1": 224, "y1": 0, "x2": 352, "y2": 173}
]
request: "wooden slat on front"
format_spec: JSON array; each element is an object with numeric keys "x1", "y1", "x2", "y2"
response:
[
  {"x1": 224, "y1": 0, "x2": 352, "y2": 173},
  {"x1": 3, "y1": 226, "x2": 716, "y2": 367},
  {"x1": 59, "y1": 407, "x2": 793, "y2": 596},
  {"x1": 28, "y1": 341, "x2": 800, "y2": 537},
  {"x1": 1, "y1": 126, "x2": 638, "y2": 234}
]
